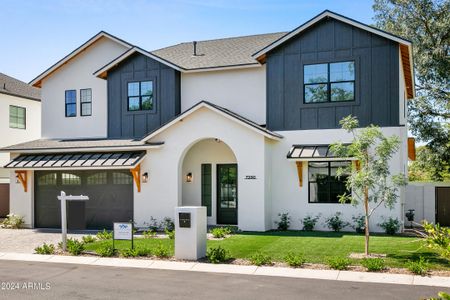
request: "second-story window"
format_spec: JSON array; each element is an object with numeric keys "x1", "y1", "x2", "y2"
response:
[
  {"x1": 304, "y1": 61, "x2": 355, "y2": 103},
  {"x1": 127, "y1": 81, "x2": 154, "y2": 111},
  {"x1": 9, "y1": 105, "x2": 26, "y2": 129},
  {"x1": 65, "y1": 90, "x2": 77, "y2": 117},
  {"x1": 80, "y1": 88, "x2": 92, "y2": 116}
]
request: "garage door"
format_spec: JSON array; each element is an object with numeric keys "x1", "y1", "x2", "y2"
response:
[
  {"x1": 0, "y1": 183, "x2": 9, "y2": 217},
  {"x1": 35, "y1": 170, "x2": 133, "y2": 229}
]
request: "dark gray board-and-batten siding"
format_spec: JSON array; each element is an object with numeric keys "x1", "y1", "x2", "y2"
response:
[
  {"x1": 266, "y1": 17, "x2": 400, "y2": 131},
  {"x1": 107, "y1": 53, "x2": 181, "y2": 139}
]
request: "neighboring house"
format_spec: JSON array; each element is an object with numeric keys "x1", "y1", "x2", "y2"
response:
[
  {"x1": 0, "y1": 73, "x2": 41, "y2": 217},
  {"x1": 2, "y1": 10, "x2": 416, "y2": 231}
]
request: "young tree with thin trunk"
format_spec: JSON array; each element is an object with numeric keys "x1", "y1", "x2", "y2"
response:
[{"x1": 331, "y1": 116, "x2": 407, "y2": 255}]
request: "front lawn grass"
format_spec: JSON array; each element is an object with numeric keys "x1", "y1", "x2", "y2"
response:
[{"x1": 83, "y1": 231, "x2": 449, "y2": 270}]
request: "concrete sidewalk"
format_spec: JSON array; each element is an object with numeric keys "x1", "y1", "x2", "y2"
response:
[{"x1": 0, "y1": 252, "x2": 448, "y2": 288}]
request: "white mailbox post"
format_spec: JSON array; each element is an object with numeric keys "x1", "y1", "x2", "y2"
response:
[
  {"x1": 174, "y1": 206, "x2": 207, "y2": 260},
  {"x1": 57, "y1": 191, "x2": 89, "y2": 251}
]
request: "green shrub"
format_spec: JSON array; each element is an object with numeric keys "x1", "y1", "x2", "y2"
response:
[
  {"x1": 161, "y1": 217, "x2": 175, "y2": 232},
  {"x1": 154, "y1": 243, "x2": 170, "y2": 258},
  {"x1": 325, "y1": 212, "x2": 350, "y2": 232},
  {"x1": 35, "y1": 243, "x2": 55, "y2": 255},
  {"x1": 67, "y1": 238, "x2": 84, "y2": 256},
  {"x1": 120, "y1": 248, "x2": 138, "y2": 258},
  {"x1": 422, "y1": 221, "x2": 450, "y2": 260},
  {"x1": 143, "y1": 230, "x2": 156, "y2": 239},
  {"x1": 250, "y1": 252, "x2": 272, "y2": 266},
  {"x1": 301, "y1": 214, "x2": 320, "y2": 231},
  {"x1": 275, "y1": 212, "x2": 291, "y2": 231},
  {"x1": 96, "y1": 244, "x2": 116, "y2": 257},
  {"x1": 378, "y1": 217, "x2": 401, "y2": 235},
  {"x1": 210, "y1": 227, "x2": 231, "y2": 239},
  {"x1": 135, "y1": 247, "x2": 152, "y2": 257},
  {"x1": 96, "y1": 229, "x2": 113, "y2": 240},
  {"x1": 82, "y1": 235, "x2": 96, "y2": 244},
  {"x1": 165, "y1": 228, "x2": 175, "y2": 240},
  {"x1": 424, "y1": 292, "x2": 450, "y2": 300},
  {"x1": 361, "y1": 258, "x2": 385, "y2": 272},
  {"x1": 352, "y1": 215, "x2": 366, "y2": 234},
  {"x1": 1, "y1": 213, "x2": 24, "y2": 229},
  {"x1": 206, "y1": 246, "x2": 230, "y2": 264},
  {"x1": 408, "y1": 256, "x2": 429, "y2": 275},
  {"x1": 144, "y1": 216, "x2": 160, "y2": 232},
  {"x1": 284, "y1": 252, "x2": 305, "y2": 267},
  {"x1": 327, "y1": 257, "x2": 351, "y2": 270}
]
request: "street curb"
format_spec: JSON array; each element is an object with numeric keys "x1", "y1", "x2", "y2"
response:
[{"x1": 0, "y1": 252, "x2": 448, "y2": 288}]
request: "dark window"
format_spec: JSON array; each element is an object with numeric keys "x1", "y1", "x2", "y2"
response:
[
  {"x1": 9, "y1": 105, "x2": 26, "y2": 129},
  {"x1": 113, "y1": 172, "x2": 133, "y2": 184},
  {"x1": 65, "y1": 90, "x2": 77, "y2": 117},
  {"x1": 201, "y1": 164, "x2": 212, "y2": 217},
  {"x1": 80, "y1": 89, "x2": 92, "y2": 116},
  {"x1": 87, "y1": 172, "x2": 107, "y2": 185},
  {"x1": 62, "y1": 173, "x2": 81, "y2": 185},
  {"x1": 304, "y1": 61, "x2": 355, "y2": 103},
  {"x1": 308, "y1": 161, "x2": 351, "y2": 203},
  {"x1": 127, "y1": 81, "x2": 154, "y2": 111},
  {"x1": 37, "y1": 173, "x2": 57, "y2": 186}
]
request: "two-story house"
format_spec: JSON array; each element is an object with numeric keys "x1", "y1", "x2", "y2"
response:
[
  {"x1": 0, "y1": 73, "x2": 41, "y2": 217},
  {"x1": 2, "y1": 11, "x2": 415, "y2": 231}
]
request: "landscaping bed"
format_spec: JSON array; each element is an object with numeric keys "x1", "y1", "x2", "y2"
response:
[{"x1": 37, "y1": 230, "x2": 449, "y2": 276}]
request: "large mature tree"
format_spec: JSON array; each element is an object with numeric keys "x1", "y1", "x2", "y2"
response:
[
  {"x1": 409, "y1": 146, "x2": 450, "y2": 181},
  {"x1": 331, "y1": 116, "x2": 407, "y2": 256},
  {"x1": 373, "y1": 0, "x2": 450, "y2": 181}
]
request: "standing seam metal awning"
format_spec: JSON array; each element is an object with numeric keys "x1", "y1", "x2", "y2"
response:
[
  {"x1": 287, "y1": 144, "x2": 353, "y2": 160},
  {"x1": 4, "y1": 151, "x2": 146, "y2": 169}
]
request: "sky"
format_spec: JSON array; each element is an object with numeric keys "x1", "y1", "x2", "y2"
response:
[{"x1": 0, "y1": 0, "x2": 375, "y2": 83}]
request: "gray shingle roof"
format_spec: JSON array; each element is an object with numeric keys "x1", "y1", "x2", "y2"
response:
[
  {"x1": 0, "y1": 73, "x2": 40, "y2": 101},
  {"x1": 1, "y1": 138, "x2": 163, "y2": 153},
  {"x1": 151, "y1": 32, "x2": 287, "y2": 70}
]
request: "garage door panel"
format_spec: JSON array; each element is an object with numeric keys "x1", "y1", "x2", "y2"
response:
[{"x1": 35, "y1": 170, "x2": 133, "y2": 229}]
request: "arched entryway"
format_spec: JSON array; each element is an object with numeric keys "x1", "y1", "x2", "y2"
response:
[{"x1": 181, "y1": 138, "x2": 238, "y2": 225}]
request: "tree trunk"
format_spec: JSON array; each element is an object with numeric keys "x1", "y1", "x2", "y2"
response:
[{"x1": 364, "y1": 186, "x2": 370, "y2": 256}]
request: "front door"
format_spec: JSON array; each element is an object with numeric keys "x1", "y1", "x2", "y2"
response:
[
  {"x1": 217, "y1": 164, "x2": 238, "y2": 225},
  {"x1": 436, "y1": 187, "x2": 450, "y2": 226}
]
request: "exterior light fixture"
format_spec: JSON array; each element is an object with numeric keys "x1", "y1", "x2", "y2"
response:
[
  {"x1": 142, "y1": 172, "x2": 149, "y2": 183},
  {"x1": 186, "y1": 172, "x2": 193, "y2": 183}
]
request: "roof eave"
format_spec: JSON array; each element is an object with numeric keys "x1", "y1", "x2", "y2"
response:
[
  {"x1": 141, "y1": 101, "x2": 283, "y2": 142},
  {"x1": 94, "y1": 47, "x2": 185, "y2": 79},
  {"x1": 30, "y1": 31, "x2": 134, "y2": 87},
  {"x1": 252, "y1": 10, "x2": 412, "y2": 61}
]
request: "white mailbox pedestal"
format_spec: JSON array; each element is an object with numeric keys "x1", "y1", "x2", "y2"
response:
[{"x1": 174, "y1": 206, "x2": 207, "y2": 260}]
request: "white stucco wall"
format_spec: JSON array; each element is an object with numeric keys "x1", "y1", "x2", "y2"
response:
[
  {"x1": 135, "y1": 106, "x2": 270, "y2": 231},
  {"x1": 181, "y1": 66, "x2": 266, "y2": 125},
  {"x1": 181, "y1": 138, "x2": 237, "y2": 225},
  {"x1": 9, "y1": 167, "x2": 34, "y2": 227},
  {"x1": 405, "y1": 182, "x2": 450, "y2": 224},
  {"x1": 0, "y1": 93, "x2": 41, "y2": 182},
  {"x1": 40, "y1": 37, "x2": 129, "y2": 139},
  {"x1": 269, "y1": 127, "x2": 408, "y2": 232}
]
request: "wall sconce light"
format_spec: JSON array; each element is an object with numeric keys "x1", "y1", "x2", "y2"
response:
[
  {"x1": 142, "y1": 172, "x2": 149, "y2": 183},
  {"x1": 186, "y1": 172, "x2": 193, "y2": 183},
  {"x1": 15, "y1": 175, "x2": 19, "y2": 184}
]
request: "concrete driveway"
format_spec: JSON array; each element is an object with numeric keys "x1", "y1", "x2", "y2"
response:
[{"x1": 0, "y1": 229, "x2": 88, "y2": 253}]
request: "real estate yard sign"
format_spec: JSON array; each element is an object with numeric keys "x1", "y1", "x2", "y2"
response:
[{"x1": 113, "y1": 222, "x2": 133, "y2": 249}]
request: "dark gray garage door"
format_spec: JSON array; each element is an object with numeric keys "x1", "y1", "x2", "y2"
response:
[
  {"x1": 35, "y1": 170, "x2": 133, "y2": 229},
  {"x1": 0, "y1": 183, "x2": 9, "y2": 217}
]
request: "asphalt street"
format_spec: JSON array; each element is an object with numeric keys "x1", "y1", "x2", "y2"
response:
[{"x1": 0, "y1": 260, "x2": 447, "y2": 300}]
